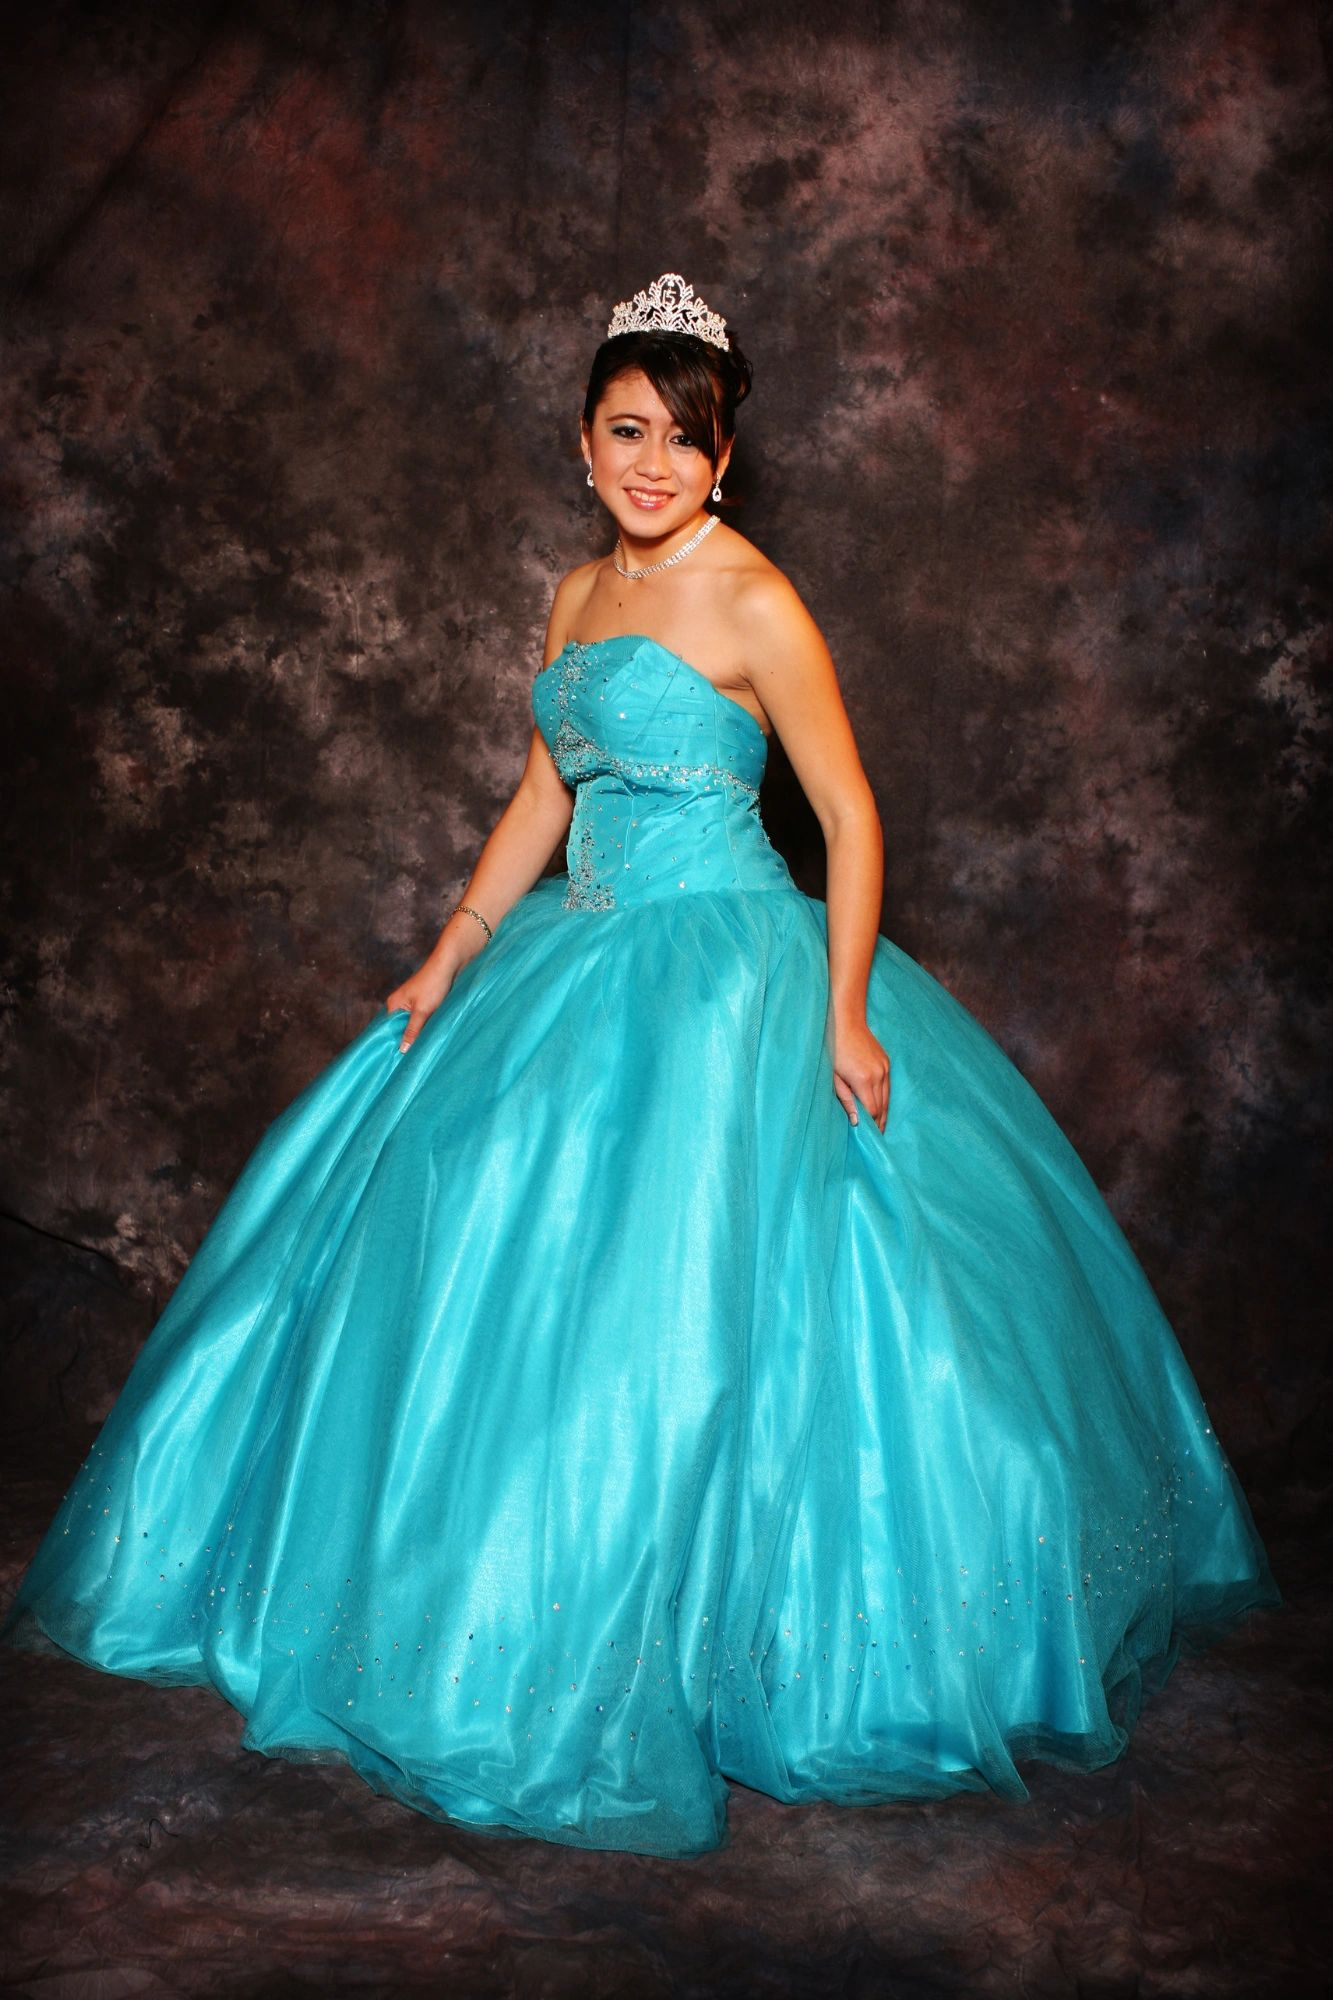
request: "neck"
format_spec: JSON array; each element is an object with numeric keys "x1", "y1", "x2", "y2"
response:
[{"x1": 615, "y1": 506, "x2": 711, "y2": 569}]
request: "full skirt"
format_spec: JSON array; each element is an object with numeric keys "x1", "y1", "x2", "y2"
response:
[{"x1": 2, "y1": 875, "x2": 1279, "y2": 1855}]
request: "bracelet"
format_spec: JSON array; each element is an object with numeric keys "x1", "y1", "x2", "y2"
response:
[{"x1": 449, "y1": 901, "x2": 493, "y2": 941}]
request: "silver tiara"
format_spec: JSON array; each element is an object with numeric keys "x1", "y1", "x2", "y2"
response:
[{"x1": 606, "y1": 272, "x2": 730, "y2": 351}]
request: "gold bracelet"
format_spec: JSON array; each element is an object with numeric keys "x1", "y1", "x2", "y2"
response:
[{"x1": 449, "y1": 901, "x2": 493, "y2": 941}]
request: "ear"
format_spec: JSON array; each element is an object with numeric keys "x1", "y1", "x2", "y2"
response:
[{"x1": 715, "y1": 436, "x2": 735, "y2": 484}]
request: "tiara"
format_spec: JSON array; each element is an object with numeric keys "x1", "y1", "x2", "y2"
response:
[{"x1": 606, "y1": 272, "x2": 730, "y2": 351}]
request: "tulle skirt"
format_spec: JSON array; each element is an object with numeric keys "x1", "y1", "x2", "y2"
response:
[{"x1": 2, "y1": 874, "x2": 1279, "y2": 1854}]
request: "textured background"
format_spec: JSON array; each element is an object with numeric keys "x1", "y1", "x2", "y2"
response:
[{"x1": 2, "y1": 0, "x2": 1329, "y2": 1474}]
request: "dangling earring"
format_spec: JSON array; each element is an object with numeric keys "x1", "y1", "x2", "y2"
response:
[
  {"x1": 586, "y1": 464, "x2": 594, "y2": 487},
  {"x1": 711, "y1": 481, "x2": 722, "y2": 503}
]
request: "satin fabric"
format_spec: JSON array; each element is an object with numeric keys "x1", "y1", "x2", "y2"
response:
[{"x1": 2, "y1": 635, "x2": 1279, "y2": 1856}]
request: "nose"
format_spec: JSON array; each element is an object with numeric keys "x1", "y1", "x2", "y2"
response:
[{"x1": 633, "y1": 437, "x2": 669, "y2": 479}]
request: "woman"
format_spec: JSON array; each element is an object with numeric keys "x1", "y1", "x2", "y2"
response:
[{"x1": 2, "y1": 274, "x2": 1279, "y2": 1858}]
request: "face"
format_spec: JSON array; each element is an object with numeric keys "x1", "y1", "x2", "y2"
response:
[{"x1": 581, "y1": 369, "x2": 732, "y2": 540}]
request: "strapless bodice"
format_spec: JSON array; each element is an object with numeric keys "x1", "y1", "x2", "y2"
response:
[{"x1": 531, "y1": 635, "x2": 796, "y2": 911}]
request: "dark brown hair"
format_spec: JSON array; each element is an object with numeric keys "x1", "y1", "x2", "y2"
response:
[{"x1": 582, "y1": 328, "x2": 753, "y2": 473}]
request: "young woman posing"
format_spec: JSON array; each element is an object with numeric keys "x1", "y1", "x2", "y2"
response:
[{"x1": 4, "y1": 275, "x2": 1278, "y2": 1858}]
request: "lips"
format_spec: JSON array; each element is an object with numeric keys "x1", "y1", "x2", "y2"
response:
[{"x1": 625, "y1": 487, "x2": 674, "y2": 508}]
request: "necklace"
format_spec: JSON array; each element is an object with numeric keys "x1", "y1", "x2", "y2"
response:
[{"x1": 613, "y1": 512, "x2": 718, "y2": 579}]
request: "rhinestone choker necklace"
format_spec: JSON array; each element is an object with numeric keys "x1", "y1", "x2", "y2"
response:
[{"x1": 613, "y1": 512, "x2": 718, "y2": 579}]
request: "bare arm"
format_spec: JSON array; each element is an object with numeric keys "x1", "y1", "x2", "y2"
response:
[
  {"x1": 386, "y1": 597, "x2": 582, "y2": 1048},
  {"x1": 440, "y1": 727, "x2": 575, "y2": 957},
  {"x1": 740, "y1": 576, "x2": 890, "y2": 1132}
]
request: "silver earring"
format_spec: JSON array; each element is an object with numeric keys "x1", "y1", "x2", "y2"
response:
[
  {"x1": 586, "y1": 465, "x2": 594, "y2": 487},
  {"x1": 711, "y1": 482, "x2": 722, "y2": 503}
]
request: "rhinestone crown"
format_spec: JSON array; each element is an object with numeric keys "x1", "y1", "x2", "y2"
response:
[{"x1": 606, "y1": 272, "x2": 730, "y2": 351}]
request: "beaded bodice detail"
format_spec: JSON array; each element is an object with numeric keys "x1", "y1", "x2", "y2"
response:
[{"x1": 531, "y1": 636, "x2": 796, "y2": 912}]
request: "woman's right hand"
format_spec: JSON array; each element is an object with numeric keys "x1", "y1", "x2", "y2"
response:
[{"x1": 384, "y1": 953, "x2": 459, "y2": 1053}]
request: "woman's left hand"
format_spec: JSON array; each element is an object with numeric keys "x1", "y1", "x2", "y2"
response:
[{"x1": 832, "y1": 1016, "x2": 891, "y2": 1132}]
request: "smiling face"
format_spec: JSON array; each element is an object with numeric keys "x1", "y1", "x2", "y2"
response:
[{"x1": 581, "y1": 369, "x2": 733, "y2": 547}]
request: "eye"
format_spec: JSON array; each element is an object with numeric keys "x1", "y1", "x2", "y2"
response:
[
  {"x1": 610, "y1": 424, "x2": 643, "y2": 438},
  {"x1": 671, "y1": 434, "x2": 698, "y2": 450}
]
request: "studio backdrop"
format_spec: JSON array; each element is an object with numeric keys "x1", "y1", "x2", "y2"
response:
[{"x1": 2, "y1": 0, "x2": 1327, "y2": 1468}]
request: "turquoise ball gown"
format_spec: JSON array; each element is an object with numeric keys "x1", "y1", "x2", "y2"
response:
[{"x1": 1, "y1": 634, "x2": 1280, "y2": 1857}]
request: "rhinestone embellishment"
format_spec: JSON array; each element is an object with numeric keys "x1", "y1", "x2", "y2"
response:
[
  {"x1": 565, "y1": 804, "x2": 616, "y2": 911},
  {"x1": 549, "y1": 642, "x2": 764, "y2": 912},
  {"x1": 549, "y1": 645, "x2": 759, "y2": 801},
  {"x1": 606, "y1": 272, "x2": 730, "y2": 352}
]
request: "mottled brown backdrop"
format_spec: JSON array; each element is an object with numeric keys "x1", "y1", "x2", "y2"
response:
[{"x1": 2, "y1": 0, "x2": 1329, "y2": 1476}]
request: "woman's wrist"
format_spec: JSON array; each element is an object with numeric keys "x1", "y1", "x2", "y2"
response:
[
  {"x1": 831, "y1": 988, "x2": 869, "y2": 1030},
  {"x1": 432, "y1": 907, "x2": 489, "y2": 968}
]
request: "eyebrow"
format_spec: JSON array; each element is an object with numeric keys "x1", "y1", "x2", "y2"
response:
[{"x1": 603, "y1": 410, "x2": 682, "y2": 424}]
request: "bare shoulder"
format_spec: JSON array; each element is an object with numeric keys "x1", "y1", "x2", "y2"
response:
[
  {"x1": 542, "y1": 558, "x2": 605, "y2": 665},
  {"x1": 726, "y1": 548, "x2": 832, "y2": 672},
  {"x1": 718, "y1": 547, "x2": 868, "y2": 824}
]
